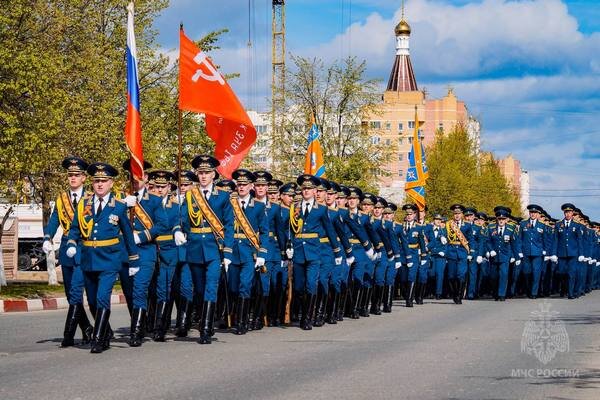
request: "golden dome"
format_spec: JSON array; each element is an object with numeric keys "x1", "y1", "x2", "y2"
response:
[{"x1": 395, "y1": 19, "x2": 411, "y2": 36}]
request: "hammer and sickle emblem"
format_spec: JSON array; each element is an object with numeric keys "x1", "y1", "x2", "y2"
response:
[{"x1": 191, "y1": 52, "x2": 225, "y2": 85}]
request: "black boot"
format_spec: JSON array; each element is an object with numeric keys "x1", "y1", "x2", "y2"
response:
[
  {"x1": 405, "y1": 282, "x2": 415, "y2": 308},
  {"x1": 326, "y1": 291, "x2": 339, "y2": 324},
  {"x1": 199, "y1": 301, "x2": 215, "y2": 344},
  {"x1": 175, "y1": 298, "x2": 191, "y2": 337},
  {"x1": 146, "y1": 301, "x2": 156, "y2": 336},
  {"x1": 234, "y1": 298, "x2": 249, "y2": 335},
  {"x1": 449, "y1": 279, "x2": 459, "y2": 304},
  {"x1": 90, "y1": 308, "x2": 111, "y2": 354},
  {"x1": 370, "y1": 285, "x2": 382, "y2": 315},
  {"x1": 416, "y1": 283, "x2": 426, "y2": 305},
  {"x1": 60, "y1": 304, "x2": 80, "y2": 347},
  {"x1": 314, "y1": 289, "x2": 327, "y2": 327},
  {"x1": 351, "y1": 286, "x2": 362, "y2": 319},
  {"x1": 337, "y1": 286, "x2": 347, "y2": 321},
  {"x1": 253, "y1": 296, "x2": 268, "y2": 330},
  {"x1": 414, "y1": 283, "x2": 422, "y2": 305},
  {"x1": 78, "y1": 306, "x2": 93, "y2": 345},
  {"x1": 359, "y1": 287, "x2": 371, "y2": 317},
  {"x1": 153, "y1": 302, "x2": 168, "y2": 342},
  {"x1": 457, "y1": 280, "x2": 465, "y2": 304},
  {"x1": 128, "y1": 308, "x2": 146, "y2": 347},
  {"x1": 382, "y1": 285, "x2": 391, "y2": 313},
  {"x1": 301, "y1": 293, "x2": 317, "y2": 330}
]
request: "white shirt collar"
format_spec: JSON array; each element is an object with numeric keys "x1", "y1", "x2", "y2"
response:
[
  {"x1": 200, "y1": 183, "x2": 213, "y2": 194},
  {"x1": 302, "y1": 198, "x2": 315, "y2": 208},
  {"x1": 94, "y1": 193, "x2": 110, "y2": 204},
  {"x1": 238, "y1": 194, "x2": 251, "y2": 206},
  {"x1": 255, "y1": 196, "x2": 267, "y2": 204},
  {"x1": 70, "y1": 187, "x2": 84, "y2": 199}
]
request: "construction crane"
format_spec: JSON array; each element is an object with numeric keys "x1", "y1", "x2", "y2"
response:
[{"x1": 271, "y1": 0, "x2": 285, "y2": 157}]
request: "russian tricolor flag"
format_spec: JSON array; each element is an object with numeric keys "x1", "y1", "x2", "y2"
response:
[{"x1": 125, "y1": 2, "x2": 144, "y2": 181}]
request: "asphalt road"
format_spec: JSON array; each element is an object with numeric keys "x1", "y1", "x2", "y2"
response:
[{"x1": 1, "y1": 293, "x2": 600, "y2": 400}]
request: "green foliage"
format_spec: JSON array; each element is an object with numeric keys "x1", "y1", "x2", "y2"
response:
[
  {"x1": 0, "y1": 1, "x2": 230, "y2": 211},
  {"x1": 425, "y1": 126, "x2": 521, "y2": 218},
  {"x1": 270, "y1": 55, "x2": 390, "y2": 186}
]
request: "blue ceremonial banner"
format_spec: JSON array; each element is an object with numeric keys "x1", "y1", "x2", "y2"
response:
[
  {"x1": 304, "y1": 116, "x2": 326, "y2": 177},
  {"x1": 404, "y1": 107, "x2": 428, "y2": 210}
]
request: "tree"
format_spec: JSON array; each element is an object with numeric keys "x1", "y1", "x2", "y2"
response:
[
  {"x1": 425, "y1": 125, "x2": 521, "y2": 217},
  {"x1": 268, "y1": 55, "x2": 391, "y2": 189}
]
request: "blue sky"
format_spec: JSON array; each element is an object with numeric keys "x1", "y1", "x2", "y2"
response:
[{"x1": 154, "y1": 0, "x2": 600, "y2": 220}]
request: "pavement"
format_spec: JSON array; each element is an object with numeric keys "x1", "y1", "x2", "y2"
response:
[{"x1": 1, "y1": 293, "x2": 599, "y2": 400}]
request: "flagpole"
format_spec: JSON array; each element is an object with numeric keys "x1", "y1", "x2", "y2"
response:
[{"x1": 177, "y1": 23, "x2": 184, "y2": 228}]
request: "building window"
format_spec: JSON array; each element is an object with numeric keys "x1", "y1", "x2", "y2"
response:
[
  {"x1": 256, "y1": 125, "x2": 268, "y2": 134},
  {"x1": 385, "y1": 122, "x2": 391, "y2": 130},
  {"x1": 399, "y1": 153, "x2": 404, "y2": 161},
  {"x1": 371, "y1": 136, "x2": 380, "y2": 145},
  {"x1": 398, "y1": 122, "x2": 403, "y2": 132},
  {"x1": 408, "y1": 137, "x2": 413, "y2": 144},
  {"x1": 398, "y1": 137, "x2": 403, "y2": 145},
  {"x1": 398, "y1": 169, "x2": 404, "y2": 177},
  {"x1": 408, "y1": 121, "x2": 415, "y2": 129},
  {"x1": 369, "y1": 121, "x2": 381, "y2": 129},
  {"x1": 385, "y1": 138, "x2": 391, "y2": 145}
]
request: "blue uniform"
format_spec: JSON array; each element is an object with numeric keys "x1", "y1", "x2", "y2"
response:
[
  {"x1": 119, "y1": 189, "x2": 168, "y2": 310},
  {"x1": 345, "y1": 210, "x2": 376, "y2": 287},
  {"x1": 371, "y1": 217, "x2": 394, "y2": 287},
  {"x1": 260, "y1": 200, "x2": 286, "y2": 296},
  {"x1": 424, "y1": 224, "x2": 448, "y2": 296},
  {"x1": 44, "y1": 190, "x2": 87, "y2": 305},
  {"x1": 487, "y1": 223, "x2": 519, "y2": 298},
  {"x1": 67, "y1": 193, "x2": 139, "y2": 309},
  {"x1": 155, "y1": 196, "x2": 183, "y2": 303},
  {"x1": 399, "y1": 222, "x2": 426, "y2": 283},
  {"x1": 445, "y1": 220, "x2": 476, "y2": 282},
  {"x1": 321, "y1": 206, "x2": 353, "y2": 294},
  {"x1": 554, "y1": 219, "x2": 584, "y2": 298},
  {"x1": 519, "y1": 218, "x2": 547, "y2": 297},
  {"x1": 181, "y1": 185, "x2": 234, "y2": 303},
  {"x1": 466, "y1": 223, "x2": 485, "y2": 299},
  {"x1": 228, "y1": 196, "x2": 269, "y2": 299}
]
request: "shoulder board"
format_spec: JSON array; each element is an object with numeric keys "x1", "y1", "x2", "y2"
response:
[
  {"x1": 328, "y1": 206, "x2": 337, "y2": 211},
  {"x1": 216, "y1": 186, "x2": 226, "y2": 192},
  {"x1": 339, "y1": 206, "x2": 348, "y2": 210},
  {"x1": 280, "y1": 204, "x2": 290, "y2": 210},
  {"x1": 230, "y1": 192, "x2": 239, "y2": 199},
  {"x1": 115, "y1": 197, "x2": 125, "y2": 204}
]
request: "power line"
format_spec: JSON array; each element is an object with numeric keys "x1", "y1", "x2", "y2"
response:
[
  {"x1": 530, "y1": 194, "x2": 600, "y2": 198},
  {"x1": 530, "y1": 188, "x2": 600, "y2": 191},
  {"x1": 468, "y1": 101, "x2": 597, "y2": 115}
]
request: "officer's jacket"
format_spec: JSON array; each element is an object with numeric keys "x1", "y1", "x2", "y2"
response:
[
  {"x1": 467, "y1": 223, "x2": 487, "y2": 258},
  {"x1": 130, "y1": 189, "x2": 168, "y2": 263},
  {"x1": 67, "y1": 193, "x2": 139, "y2": 271},
  {"x1": 519, "y1": 219, "x2": 546, "y2": 257},
  {"x1": 231, "y1": 197, "x2": 269, "y2": 264},
  {"x1": 326, "y1": 206, "x2": 354, "y2": 259},
  {"x1": 486, "y1": 223, "x2": 519, "y2": 263},
  {"x1": 554, "y1": 219, "x2": 584, "y2": 258},
  {"x1": 445, "y1": 220, "x2": 476, "y2": 261},
  {"x1": 181, "y1": 186, "x2": 235, "y2": 264},
  {"x1": 344, "y1": 210, "x2": 376, "y2": 262},
  {"x1": 292, "y1": 201, "x2": 341, "y2": 264},
  {"x1": 543, "y1": 224, "x2": 557, "y2": 256},
  {"x1": 400, "y1": 222, "x2": 426, "y2": 259},
  {"x1": 260, "y1": 200, "x2": 286, "y2": 262},
  {"x1": 371, "y1": 216, "x2": 394, "y2": 260},
  {"x1": 156, "y1": 196, "x2": 183, "y2": 267},
  {"x1": 384, "y1": 220, "x2": 405, "y2": 263},
  {"x1": 279, "y1": 204, "x2": 291, "y2": 258},
  {"x1": 44, "y1": 189, "x2": 88, "y2": 267},
  {"x1": 424, "y1": 224, "x2": 448, "y2": 257}
]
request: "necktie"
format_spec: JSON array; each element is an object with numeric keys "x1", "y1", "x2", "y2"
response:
[
  {"x1": 241, "y1": 200, "x2": 246, "y2": 210},
  {"x1": 566, "y1": 220, "x2": 569, "y2": 228},
  {"x1": 500, "y1": 227, "x2": 504, "y2": 236},
  {"x1": 97, "y1": 197, "x2": 103, "y2": 215},
  {"x1": 303, "y1": 203, "x2": 309, "y2": 219},
  {"x1": 72, "y1": 193, "x2": 78, "y2": 210},
  {"x1": 203, "y1": 190, "x2": 209, "y2": 200}
]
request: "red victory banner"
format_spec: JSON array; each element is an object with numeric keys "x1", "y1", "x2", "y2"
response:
[{"x1": 178, "y1": 28, "x2": 256, "y2": 179}]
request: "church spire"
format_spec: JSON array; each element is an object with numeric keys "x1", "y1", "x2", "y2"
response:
[{"x1": 386, "y1": 1, "x2": 418, "y2": 92}]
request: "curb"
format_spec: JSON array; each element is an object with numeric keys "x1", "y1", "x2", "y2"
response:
[{"x1": 0, "y1": 294, "x2": 127, "y2": 314}]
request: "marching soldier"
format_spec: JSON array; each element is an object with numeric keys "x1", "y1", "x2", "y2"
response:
[
  {"x1": 464, "y1": 208, "x2": 485, "y2": 300},
  {"x1": 381, "y1": 203, "x2": 405, "y2": 312},
  {"x1": 272, "y1": 182, "x2": 295, "y2": 325},
  {"x1": 519, "y1": 204, "x2": 547, "y2": 299},
  {"x1": 180, "y1": 155, "x2": 234, "y2": 344},
  {"x1": 424, "y1": 213, "x2": 447, "y2": 300},
  {"x1": 332, "y1": 185, "x2": 355, "y2": 320},
  {"x1": 227, "y1": 169, "x2": 269, "y2": 334},
  {"x1": 268, "y1": 179, "x2": 283, "y2": 204},
  {"x1": 399, "y1": 204, "x2": 425, "y2": 307},
  {"x1": 554, "y1": 203, "x2": 585, "y2": 299},
  {"x1": 66, "y1": 163, "x2": 140, "y2": 353},
  {"x1": 291, "y1": 174, "x2": 342, "y2": 330},
  {"x1": 121, "y1": 160, "x2": 168, "y2": 347},
  {"x1": 42, "y1": 156, "x2": 93, "y2": 347},
  {"x1": 474, "y1": 212, "x2": 490, "y2": 298},
  {"x1": 445, "y1": 205, "x2": 476, "y2": 304},
  {"x1": 487, "y1": 206, "x2": 520, "y2": 301}
]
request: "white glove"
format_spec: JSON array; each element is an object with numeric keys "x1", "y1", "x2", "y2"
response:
[
  {"x1": 510, "y1": 257, "x2": 516, "y2": 263},
  {"x1": 407, "y1": 262, "x2": 413, "y2": 268},
  {"x1": 578, "y1": 255, "x2": 585, "y2": 262},
  {"x1": 66, "y1": 247, "x2": 77, "y2": 258},
  {"x1": 365, "y1": 248, "x2": 375, "y2": 260},
  {"x1": 223, "y1": 258, "x2": 232, "y2": 272},
  {"x1": 281, "y1": 260, "x2": 287, "y2": 269},
  {"x1": 387, "y1": 256, "x2": 394, "y2": 262},
  {"x1": 346, "y1": 256, "x2": 355, "y2": 265},
  {"x1": 42, "y1": 240, "x2": 53, "y2": 254},
  {"x1": 440, "y1": 237, "x2": 447, "y2": 245},
  {"x1": 376, "y1": 252, "x2": 382, "y2": 260},
  {"x1": 438, "y1": 251, "x2": 445, "y2": 257},
  {"x1": 418, "y1": 260, "x2": 426, "y2": 266},
  {"x1": 542, "y1": 251, "x2": 547, "y2": 256},
  {"x1": 128, "y1": 267, "x2": 139, "y2": 276},
  {"x1": 518, "y1": 253, "x2": 524, "y2": 258},
  {"x1": 589, "y1": 259, "x2": 595, "y2": 265},
  {"x1": 596, "y1": 262, "x2": 600, "y2": 267},
  {"x1": 467, "y1": 255, "x2": 473, "y2": 261},
  {"x1": 125, "y1": 195, "x2": 137, "y2": 207},
  {"x1": 583, "y1": 257, "x2": 590, "y2": 262},
  {"x1": 335, "y1": 257, "x2": 342, "y2": 266},
  {"x1": 592, "y1": 259, "x2": 597, "y2": 264},
  {"x1": 394, "y1": 262, "x2": 402, "y2": 269},
  {"x1": 544, "y1": 256, "x2": 550, "y2": 262},
  {"x1": 174, "y1": 231, "x2": 187, "y2": 246},
  {"x1": 550, "y1": 255, "x2": 558, "y2": 263},
  {"x1": 476, "y1": 256, "x2": 483, "y2": 264},
  {"x1": 134, "y1": 233, "x2": 141, "y2": 245},
  {"x1": 285, "y1": 248, "x2": 294, "y2": 259},
  {"x1": 515, "y1": 260, "x2": 521, "y2": 266},
  {"x1": 255, "y1": 257, "x2": 266, "y2": 270},
  {"x1": 490, "y1": 251, "x2": 497, "y2": 258},
  {"x1": 485, "y1": 252, "x2": 490, "y2": 258}
]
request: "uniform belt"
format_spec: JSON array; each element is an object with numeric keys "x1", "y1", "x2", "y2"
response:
[
  {"x1": 449, "y1": 241, "x2": 461, "y2": 246},
  {"x1": 408, "y1": 243, "x2": 419, "y2": 249},
  {"x1": 320, "y1": 238, "x2": 329, "y2": 243},
  {"x1": 349, "y1": 238, "x2": 360, "y2": 244},
  {"x1": 83, "y1": 238, "x2": 120, "y2": 248},
  {"x1": 234, "y1": 233, "x2": 248, "y2": 239},
  {"x1": 156, "y1": 234, "x2": 174, "y2": 242},
  {"x1": 191, "y1": 227, "x2": 213, "y2": 234},
  {"x1": 296, "y1": 233, "x2": 318, "y2": 239}
]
